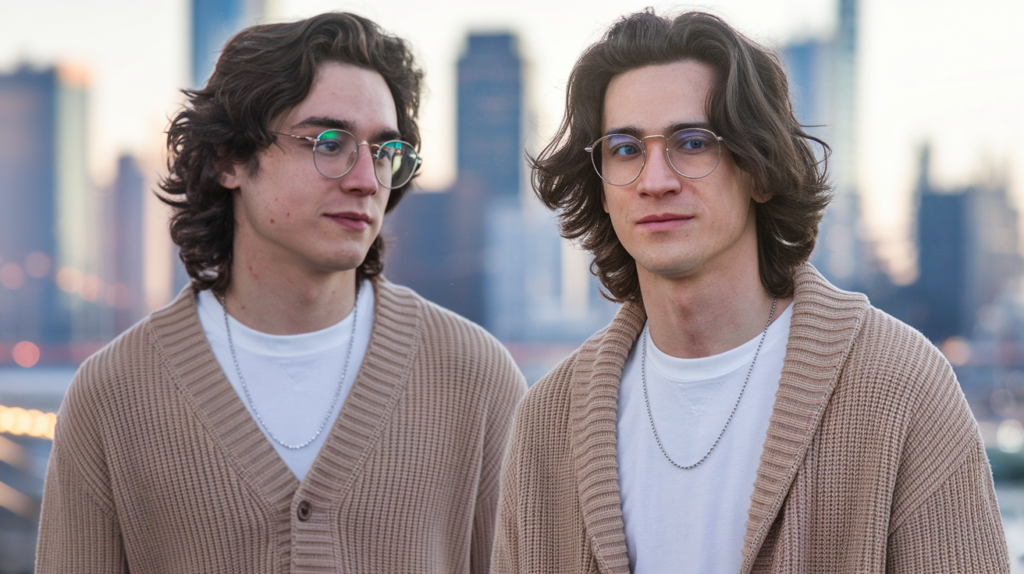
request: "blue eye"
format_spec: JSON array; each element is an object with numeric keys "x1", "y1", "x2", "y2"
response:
[
  {"x1": 670, "y1": 130, "x2": 715, "y2": 154},
  {"x1": 605, "y1": 135, "x2": 643, "y2": 159},
  {"x1": 611, "y1": 143, "x2": 641, "y2": 156}
]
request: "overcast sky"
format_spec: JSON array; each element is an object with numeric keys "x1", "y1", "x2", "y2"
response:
[{"x1": 2, "y1": 0, "x2": 1022, "y2": 280}]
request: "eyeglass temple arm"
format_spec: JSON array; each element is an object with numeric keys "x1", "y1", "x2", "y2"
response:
[{"x1": 271, "y1": 132, "x2": 316, "y2": 144}]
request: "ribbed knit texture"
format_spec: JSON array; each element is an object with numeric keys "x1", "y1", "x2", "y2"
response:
[
  {"x1": 491, "y1": 264, "x2": 1009, "y2": 574},
  {"x1": 36, "y1": 279, "x2": 527, "y2": 574}
]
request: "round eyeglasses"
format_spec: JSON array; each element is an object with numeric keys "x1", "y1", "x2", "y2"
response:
[
  {"x1": 273, "y1": 129, "x2": 421, "y2": 189},
  {"x1": 584, "y1": 127, "x2": 723, "y2": 186}
]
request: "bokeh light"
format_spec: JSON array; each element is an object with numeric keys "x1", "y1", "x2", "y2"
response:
[
  {"x1": 0, "y1": 263, "x2": 25, "y2": 290},
  {"x1": 998, "y1": 419, "x2": 1024, "y2": 453},
  {"x1": 11, "y1": 341, "x2": 40, "y2": 368},
  {"x1": 55, "y1": 266, "x2": 83, "y2": 293},
  {"x1": 941, "y1": 337, "x2": 972, "y2": 366},
  {"x1": 80, "y1": 275, "x2": 104, "y2": 301},
  {"x1": 24, "y1": 251, "x2": 51, "y2": 278}
]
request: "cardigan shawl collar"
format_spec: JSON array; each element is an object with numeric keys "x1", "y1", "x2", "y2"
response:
[
  {"x1": 566, "y1": 264, "x2": 869, "y2": 574},
  {"x1": 147, "y1": 279, "x2": 422, "y2": 571}
]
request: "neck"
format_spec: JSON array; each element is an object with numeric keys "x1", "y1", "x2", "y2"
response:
[
  {"x1": 222, "y1": 247, "x2": 359, "y2": 336},
  {"x1": 639, "y1": 261, "x2": 790, "y2": 359}
]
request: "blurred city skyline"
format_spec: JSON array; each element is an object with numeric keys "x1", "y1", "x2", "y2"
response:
[
  {"x1": 5, "y1": 1, "x2": 1024, "y2": 569},
  {"x1": 1, "y1": 0, "x2": 1023, "y2": 289}
]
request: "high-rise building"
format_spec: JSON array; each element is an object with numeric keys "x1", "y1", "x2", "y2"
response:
[
  {"x1": 191, "y1": 0, "x2": 266, "y2": 88},
  {"x1": 387, "y1": 33, "x2": 526, "y2": 330},
  {"x1": 913, "y1": 146, "x2": 1021, "y2": 342},
  {"x1": 781, "y1": 0, "x2": 864, "y2": 288},
  {"x1": 102, "y1": 155, "x2": 148, "y2": 333},
  {"x1": 456, "y1": 34, "x2": 523, "y2": 202},
  {"x1": 387, "y1": 32, "x2": 616, "y2": 354},
  {"x1": 0, "y1": 65, "x2": 96, "y2": 349}
]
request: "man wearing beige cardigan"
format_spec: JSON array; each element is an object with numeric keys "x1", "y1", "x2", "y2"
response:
[
  {"x1": 492, "y1": 10, "x2": 1008, "y2": 574},
  {"x1": 36, "y1": 13, "x2": 526, "y2": 574}
]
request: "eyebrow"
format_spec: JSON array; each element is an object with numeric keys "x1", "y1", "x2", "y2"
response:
[
  {"x1": 291, "y1": 116, "x2": 403, "y2": 143},
  {"x1": 604, "y1": 121, "x2": 715, "y2": 137}
]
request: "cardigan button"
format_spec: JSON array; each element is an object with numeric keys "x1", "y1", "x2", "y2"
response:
[{"x1": 297, "y1": 500, "x2": 312, "y2": 521}]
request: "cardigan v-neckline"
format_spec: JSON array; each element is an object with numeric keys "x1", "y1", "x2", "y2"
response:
[
  {"x1": 565, "y1": 265, "x2": 870, "y2": 573},
  {"x1": 147, "y1": 278, "x2": 423, "y2": 569}
]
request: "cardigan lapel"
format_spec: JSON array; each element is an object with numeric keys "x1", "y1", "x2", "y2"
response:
[
  {"x1": 565, "y1": 264, "x2": 870, "y2": 573},
  {"x1": 148, "y1": 286, "x2": 299, "y2": 537},
  {"x1": 149, "y1": 280, "x2": 422, "y2": 572},
  {"x1": 738, "y1": 265, "x2": 869, "y2": 572},
  {"x1": 568, "y1": 300, "x2": 647, "y2": 574},
  {"x1": 290, "y1": 279, "x2": 422, "y2": 571}
]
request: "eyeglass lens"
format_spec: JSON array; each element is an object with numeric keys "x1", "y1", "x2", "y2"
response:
[
  {"x1": 312, "y1": 129, "x2": 419, "y2": 189},
  {"x1": 592, "y1": 128, "x2": 721, "y2": 185}
]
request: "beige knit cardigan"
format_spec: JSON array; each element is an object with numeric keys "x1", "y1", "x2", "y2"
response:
[
  {"x1": 36, "y1": 279, "x2": 527, "y2": 574},
  {"x1": 492, "y1": 265, "x2": 1009, "y2": 573}
]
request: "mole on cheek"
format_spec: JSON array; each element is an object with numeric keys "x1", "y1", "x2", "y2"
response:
[{"x1": 270, "y1": 218, "x2": 275, "y2": 224}]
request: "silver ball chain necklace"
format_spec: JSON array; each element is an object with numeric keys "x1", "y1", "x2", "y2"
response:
[
  {"x1": 220, "y1": 294, "x2": 358, "y2": 450},
  {"x1": 642, "y1": 297, "x2": 777, "y2": 470}
]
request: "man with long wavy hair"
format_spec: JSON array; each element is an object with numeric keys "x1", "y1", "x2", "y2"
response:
[
  {"x1": 36, "y1": 13, "x2": 525, "y2": 573},
  {"x1": 491, "y1": 10, "x2": 1008, "y2": 574}
]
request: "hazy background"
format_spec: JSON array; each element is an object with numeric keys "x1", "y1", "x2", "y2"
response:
[{"x1": 2, "y1": 0, "x2": 1024, "y2": 570}]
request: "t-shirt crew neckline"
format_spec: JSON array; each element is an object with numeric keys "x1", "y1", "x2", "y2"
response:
[
  {"x1": 196, "y1": 285, "x2": 364, "y2": 357},
  {"x1": 645, "y1": 302, "x2": 794, "y2": 382}
]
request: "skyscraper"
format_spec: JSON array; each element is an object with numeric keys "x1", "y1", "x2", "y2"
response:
[
  {"x1": 781, "y1": 0, "x2": 864, "y2": 287},
  {"x1": 191, "y1": 0, "x2": 266, "y2": 88},
  {"x1": 913, "y1": 146, "x2": 1021, "y2": 342},
  {"x1": 456, "y1": 34, "x2": 523, "y2": 202},
  {"x1": 0, "y1": 65, "x2": 93, "y2": 349},
  {"x1": 102, "y1": 155, "x2": 148, "y2": 333}
]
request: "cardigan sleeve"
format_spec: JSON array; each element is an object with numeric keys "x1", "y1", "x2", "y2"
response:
[
  {"x1": 36, "y1": 402, "x2": 127, "y2": 573},
  {"x1": 471, "y1": 350, "x2": 527, "y2": 574},
  {"x1": 35, "y1": 359, "x2": 128, "y2": 574},
  {"x1": 489, "y1": 407, "x2": 522, "y2": 574},
  {"x1": 886, "y1": 436, "x2": 1009, "y2": 573}
]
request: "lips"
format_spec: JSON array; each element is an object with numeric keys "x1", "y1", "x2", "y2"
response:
[
  {"x1": 636, "y1": 213, "x2": 692, "y2": 231},
  {"x1": 324, "y1": 211, "x2": 372, "y2": 231}
]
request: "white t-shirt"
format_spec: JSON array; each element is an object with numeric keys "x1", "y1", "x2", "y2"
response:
[
  {"x1": 616, "y1": 303, "x2": 792, "y2": 574},
  {"x1": 196, "y1": 280, "x2": 375, "y2": 482}
]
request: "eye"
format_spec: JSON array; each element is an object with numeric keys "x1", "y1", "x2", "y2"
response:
[
  {"x1": 315, "y1": 140, "x2": 339, "y2": 153},
  {"x1": 605, "y1": 135, "x2": 643, "y2": 159},
  {"x1": 671, "y1": 130, "x2": 715, "y2": 154}
]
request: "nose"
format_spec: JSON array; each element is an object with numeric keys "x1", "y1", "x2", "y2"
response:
[
  {"x1": 635, "y1": 138, "x2": 680, "y2": 197},
  {"x1": 338, "y1": 143, "x2": 379, "y2": 196}
]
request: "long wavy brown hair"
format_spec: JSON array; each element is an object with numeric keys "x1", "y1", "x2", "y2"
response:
[
  {"x1": 533, "y1": 10, "x2": 831, "y2": 302},
  {"x1": 160, "y1": 13, "x2": 423, "y2": 293}
]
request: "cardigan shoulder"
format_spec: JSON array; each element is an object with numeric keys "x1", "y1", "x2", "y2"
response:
[
  {"x1": 376, "y1": 279, "x2": 527, "y2": 402},
  {"x1": 839, "y1": 303, "x2": 983, "y2": 528}
]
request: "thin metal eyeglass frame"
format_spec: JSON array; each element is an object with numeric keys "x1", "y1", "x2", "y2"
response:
[
  {"x1": 271, "y1": 129, "x2": 421, "y2": 189},
  {"x1": 584, "y1": 128, "x2": 724, "y2": 186}
]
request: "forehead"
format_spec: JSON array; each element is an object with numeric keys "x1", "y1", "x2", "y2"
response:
[
  {"x1": 279, "y1": 61, "x2": 398, "y2": 136},
  {"x1": 602, "y1": 60, "x2": 716, "y2": 133}
]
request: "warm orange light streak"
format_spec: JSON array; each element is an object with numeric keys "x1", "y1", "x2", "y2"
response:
[{"x1": 0, "y1": 406, "x2": 56, "y2": 440}]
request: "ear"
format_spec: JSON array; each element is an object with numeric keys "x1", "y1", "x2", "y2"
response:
[
  {"x1": 602, "y1": 189, "x2": 609, "y2": 213},
  {"x1": 752, "y1": 189, "x2": 773, "y2": 204},
  {"x1": 743, "y1": 170, "x2": 771, "y2": 204},
  {"x1": 216, "y1": 160, "x2": 243, "y2": 190}
]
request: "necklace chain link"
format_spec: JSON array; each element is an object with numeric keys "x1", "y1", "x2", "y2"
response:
[
  {"x1": 642, "y1": 298, "x2": 778, "y2": 470},
  {"x1": 220, "y1": 295, "x2": 359, "y2": 450}
]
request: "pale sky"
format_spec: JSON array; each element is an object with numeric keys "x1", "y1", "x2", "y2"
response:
[{"x1": 2, "y1": 0, "x2": 1023, "y2": 283}]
